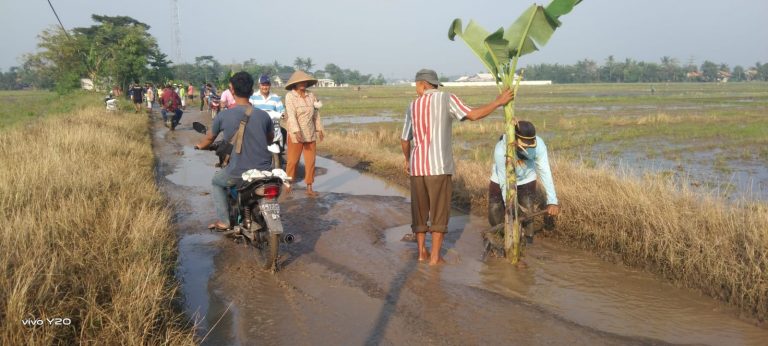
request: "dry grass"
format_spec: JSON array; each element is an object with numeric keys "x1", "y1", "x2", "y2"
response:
[
  {"x1": 0, "y1": 108, "x2": 195, "y2": 344},
  {"x1": 322, "y1": 126, "x2": 768, "y2": 321}
]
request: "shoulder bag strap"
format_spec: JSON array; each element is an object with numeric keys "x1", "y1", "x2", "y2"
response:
[{"x1": 233, "y1": 106, "x2": 253, "y2": 154}]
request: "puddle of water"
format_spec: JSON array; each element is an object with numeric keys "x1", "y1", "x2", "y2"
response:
[
  {"x1": 178, "y1": 232, "x2": 220, "y2": 330},
  {"x1": 382, "y1": 214, "x2": 768, "y2": 345},
  {"x1": 309, "y1": 156, "x2": 409, "y2": 197},
  {"x1": 590, "y1": 144, "x2": 768, "y2": 200},
  {"x1": 166, "y1": 146, "x2": 218, "y2": 188}
]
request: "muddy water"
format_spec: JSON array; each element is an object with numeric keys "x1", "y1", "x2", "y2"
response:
[{"x1": 154, "y1": 108, "x2": 768, "y2": 345}]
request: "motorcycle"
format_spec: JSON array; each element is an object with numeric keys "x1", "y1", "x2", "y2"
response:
[
  {"x1": 105, "y1": 94, "x2": 118, "y2": 112},
  {"x1": 193, "y1": 121, "x2": 294, "y2": 272}
]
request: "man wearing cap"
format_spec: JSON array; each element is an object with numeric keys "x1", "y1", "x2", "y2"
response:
[
  {"x1": 488, "y1": 120, "x2": 560, "y2": 243},
  {"x1": 401, "y1": 69, "x2": 514, "y2": 265},
  {"x1": 250, "y1": 74, "x2": 287, "y2": 150}
]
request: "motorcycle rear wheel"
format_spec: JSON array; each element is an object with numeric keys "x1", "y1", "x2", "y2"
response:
[{"x1": 263, "y1": 233, "x2": 279, "y2": 272}]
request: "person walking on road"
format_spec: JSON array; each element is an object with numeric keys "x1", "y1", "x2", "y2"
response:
[
  {"x1": 145, "y1": 83, "x2": 155, "y2": 114},
  {"x1": 200, "y1": 82, "x2": 207, "y2": 111},
  {"x1": 130, "y1": 82, "x2": 144, "y2": 113},
  {"x1": 284, "y1": 70, "x2": 324, "y2": 197},
  {"x1": 400, "y1": 68, "x2": 514, "y2": 265},
  {"x1": 220, "y1": 82, "x2": 236, "y2": 110}
]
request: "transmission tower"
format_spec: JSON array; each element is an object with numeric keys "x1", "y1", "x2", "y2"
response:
[{"x1": 171, "y1": 0, "x2": 182, "y2": 63}]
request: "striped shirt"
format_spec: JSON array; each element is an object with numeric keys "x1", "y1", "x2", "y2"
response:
[
  {"x1": 249, "y1": 92, "x2": 285, "y2": 121},
  {"x1": 401, "y1": 89, "x2": 472, "y2": 176}
]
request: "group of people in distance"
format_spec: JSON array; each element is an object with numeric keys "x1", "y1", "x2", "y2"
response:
[
  {"x1": 125, "y1": 82, "x2": 192, "y2": 131},
  {"x1": 191, "y1": 68, "x2": 560, "y2": 266}
]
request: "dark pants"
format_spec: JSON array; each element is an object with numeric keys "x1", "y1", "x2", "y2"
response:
[
  {"x1": 410, "y1": 175, "x2": 452, "y2": 233},
  {"x1": 488, "y1": 181, "x2": 552, "y2": 235},
  {"x1": 161, "y1": 108, "x2": 183, "y2": 128}
]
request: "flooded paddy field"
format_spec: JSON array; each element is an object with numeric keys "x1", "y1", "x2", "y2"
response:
[{"x1": 323, "y1": 82, "x2": 768, "y2": 200}]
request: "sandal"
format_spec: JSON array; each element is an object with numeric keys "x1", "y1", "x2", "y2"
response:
[{"x1": 207, "y1": 222, "x2": 229, "y2": 231}]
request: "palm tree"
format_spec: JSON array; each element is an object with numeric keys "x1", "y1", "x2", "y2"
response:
[{"x1": 305, "y1": 57, "x2": 314, "y2": 73}]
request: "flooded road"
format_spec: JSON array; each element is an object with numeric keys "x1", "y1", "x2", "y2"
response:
[{"x1": 154, "y1": 108, "x2": 768, "y2": 345}]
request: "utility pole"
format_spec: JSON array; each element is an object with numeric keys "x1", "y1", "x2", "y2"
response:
[{"x1": 171, "y1": 0, "x2": 182, "y2": 63}]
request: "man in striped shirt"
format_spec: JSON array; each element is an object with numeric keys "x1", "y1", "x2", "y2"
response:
[
  {"x1": 401, "y1": 69, "x2": 514, "y2": 265},
  {"x1": 249, "y1": 74, "x2": 286, "y2": 149}
]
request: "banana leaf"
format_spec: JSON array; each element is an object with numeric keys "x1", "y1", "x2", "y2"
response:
[
  {"x1": 448, "y1": 19, "x2": 500, "y2": 79},
  {"x1": 505, "y1": 0, "x2": 581, "y2": 59}
]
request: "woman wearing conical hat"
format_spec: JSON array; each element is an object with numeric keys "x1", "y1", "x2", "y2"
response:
[{"x1": 284, "y1": 70, "x2": 324, "y2": 197}]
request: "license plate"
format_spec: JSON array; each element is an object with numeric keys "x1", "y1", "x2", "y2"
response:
[{"x1": 259, "y1": 202, "x2": 280, "y2": 214}]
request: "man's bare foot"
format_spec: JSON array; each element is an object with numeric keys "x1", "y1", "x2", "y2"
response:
[
  {"x1": 515, "y1": 259, "x2": 528, "y2": 269},
  {"x1": 418, "y1": 250, "x2": 429, "y2": 262},
  {"x1": 428, "y1": 256, "x2": 446, "y2": 266}
]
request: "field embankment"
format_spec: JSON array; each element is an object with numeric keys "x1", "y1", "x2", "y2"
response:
[
  {"x1": 320, "y1": 124, "x2": 768, "y2": 321},
  {"x1": 0, "y1": 95, "x2": 195, "y2": 344}
]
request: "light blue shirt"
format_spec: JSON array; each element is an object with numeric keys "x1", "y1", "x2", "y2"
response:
[
  {"x1": 490, "y1": 134, "x2": 558, "y2": 205},
  {"x1": 249, "y1": 92, "x2": 285, "y2": 120}
]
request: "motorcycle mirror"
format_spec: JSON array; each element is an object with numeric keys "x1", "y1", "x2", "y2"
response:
[{"x1": 192, "y1": 122, "x2": 207, "y2": 134}]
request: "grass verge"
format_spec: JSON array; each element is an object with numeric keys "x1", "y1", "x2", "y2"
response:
[
  {"x1": 321, "y1": 126, "x2": 768, "y2": 321},
  {"x1": 0, "y1": 106, "x2": 195, "y2": 344}
]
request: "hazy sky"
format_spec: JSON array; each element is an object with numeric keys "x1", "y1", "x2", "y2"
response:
[{"x1": 1, "y1": 0, "x2": 766, "y2": 79}]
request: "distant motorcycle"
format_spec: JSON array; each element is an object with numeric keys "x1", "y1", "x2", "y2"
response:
[
  {"x1": 105, "y1": 94, "x2": 118, "y2": 112},
  {"x1": 193, "y1": 122, "x2": 293, "y2": 272}
]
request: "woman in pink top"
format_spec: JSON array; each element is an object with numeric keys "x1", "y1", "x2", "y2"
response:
[{"x1": 219, "y1": 82, "x2": 236, "y2": 109}]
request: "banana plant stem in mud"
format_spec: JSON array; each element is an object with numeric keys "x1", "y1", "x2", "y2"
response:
[{"x1": 503, "y1": 6, "x2": 536, "y2": 264}]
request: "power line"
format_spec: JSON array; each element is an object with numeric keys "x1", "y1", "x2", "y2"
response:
[{"x1": 46, "y1": 0, "x2": 71, "y2": 38}]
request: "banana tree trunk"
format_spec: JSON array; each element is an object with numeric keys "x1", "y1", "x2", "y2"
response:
[{"x1": 503, "y1": 100, "x2": 521, "y2": 263}]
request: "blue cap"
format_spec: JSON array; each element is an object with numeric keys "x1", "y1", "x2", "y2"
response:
[{"x1": 259, "y1": 74, "x2": 271, "y2": 84}]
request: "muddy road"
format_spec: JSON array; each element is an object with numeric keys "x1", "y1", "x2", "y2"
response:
[{"x1": 153, "y1": 108, "x2": 767, "y2": 345}]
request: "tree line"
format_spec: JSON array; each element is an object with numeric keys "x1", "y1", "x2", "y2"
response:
[
  {"x1": 0, "y1": 14, "x2": 386, "y2": 92},
  {"x1": 523, "y1": 56, "x2": 768, "y2": 83}
]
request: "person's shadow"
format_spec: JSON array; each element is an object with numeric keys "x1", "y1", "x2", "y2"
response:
[{"x1": 364, "y1": 209, "x2": 471, "y2": 344}]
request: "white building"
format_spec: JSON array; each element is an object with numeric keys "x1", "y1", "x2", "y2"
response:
[
  {"x1": 411, "y1": 72, "x2": 551, "y2": 87},
  {"x1": 316, "y1": 78, "x2": 336, "y2": 87}
]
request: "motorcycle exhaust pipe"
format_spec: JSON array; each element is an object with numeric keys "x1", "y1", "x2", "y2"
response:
[{"x1": 282, "y1": 233, "x2": 295, "y2": 244}]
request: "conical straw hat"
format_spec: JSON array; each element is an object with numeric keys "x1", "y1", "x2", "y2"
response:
[{"x1": 285, "y1": 70, "x2": 318, "y2": 90}]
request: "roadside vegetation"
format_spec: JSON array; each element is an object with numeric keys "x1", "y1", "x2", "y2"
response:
[
  {"x1": 0, "y1": 98, "x2": 195, "y2": 344},
  {"x1": 318, "y1": 82, "x2": 768, "y2": 320},
  {"x1": 0, "y1": 90, "x2": 102, "y2": 129}
]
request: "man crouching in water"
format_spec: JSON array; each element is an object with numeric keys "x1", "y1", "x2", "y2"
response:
[
  {"x1": 401, "y1": 69, "x2": 514, "y2": 265},
  {"x1": 488, "y1": 120, "x2": 560, "y2": 243}
]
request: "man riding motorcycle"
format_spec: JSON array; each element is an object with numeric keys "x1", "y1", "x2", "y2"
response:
[{"x1": 194, "y1": 72, "x2": 275, "y2": 230}]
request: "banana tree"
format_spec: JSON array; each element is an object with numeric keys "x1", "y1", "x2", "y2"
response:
[{"x1": 449, "y1": 0, "x2": 580, "y2": 264}]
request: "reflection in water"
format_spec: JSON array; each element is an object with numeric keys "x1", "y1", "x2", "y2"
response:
[
  {"x1": 310, "y1": 156, "x2": 408, "y2": 197},
  {"x1": 384, "y1": 215, "x2": 768, "y2": 345}
]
